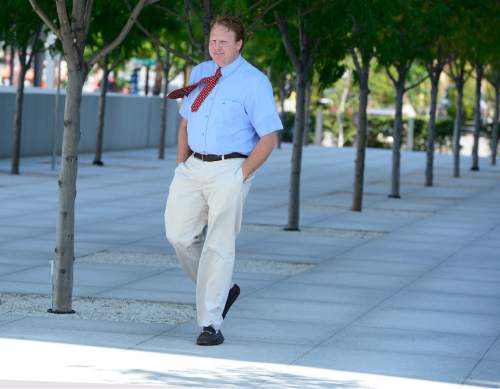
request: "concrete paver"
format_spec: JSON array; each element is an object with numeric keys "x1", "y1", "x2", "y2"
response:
[{"x1": 0, "y1": 145, "x2": 499, "y2": 388}]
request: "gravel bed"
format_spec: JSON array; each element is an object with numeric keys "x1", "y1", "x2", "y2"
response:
[
  {"x1": 79, "y1": 251, "x2": 180, "y2": 267},
  {"x1": 79, "y1": 250, "x2": 314, "y2": 276},
  {"x1": 0, "y1": 293, "x2": 195, "y2": 325},
  {"x1": 243, "y1": 223, "x2": 384, "y2": 239}
]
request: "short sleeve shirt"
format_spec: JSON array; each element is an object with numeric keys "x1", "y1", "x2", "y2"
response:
[{"x1": 179, "y1": 55, "x2": 283, "y2": 155}]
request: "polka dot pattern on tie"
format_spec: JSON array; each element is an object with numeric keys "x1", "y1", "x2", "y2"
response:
[{"x1": 191, "y1": 67, "x2": 222, "y2": 112}]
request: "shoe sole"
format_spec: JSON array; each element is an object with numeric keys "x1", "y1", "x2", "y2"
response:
[{"x1": 196, "y1": 333, "x2": 224, "y2": 346}]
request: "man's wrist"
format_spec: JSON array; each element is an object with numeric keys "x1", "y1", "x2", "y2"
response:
[{"x1": 242, "y1": 163, "x2": 251, "y2": 180}]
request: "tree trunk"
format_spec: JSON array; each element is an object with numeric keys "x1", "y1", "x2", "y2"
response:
[
  {"x1": 50, "y1": 69, "x2": 85, "y2": 314},
  {"x1": 352, "y1": 60, "x2": 370, "y2": 211},
  {"x1": 453, "y1": 80, "x2": 464, "y2": 177},
  {"x1": 9, "y1": 45, "x2": 15, "y2": 86},
  {"x1": 93, "y1": 57, "x2": 109, "y2": 166},
  {"x1": 144, "y1": 65, "x2": 150, "y2": 95},
  {"x1": 10, "y1": 57, "x2": 28, "y2": 175},
  {"x1": 471, "y1": 63, "x2": 483, "y2": 171},
  {"x1": 158, "y1": 50, "x2": 170, "y2": 160},
  {"x1": 337, "y1": 70, "x2": 350, "y2": 148},
  {"x1": 492, "y1": 83, "x2": 499, "y2": 165},
  {"x1": 425, "y1": 75, "x2": 440, "y2": 186},
  {"x1": 303, "y1": 77, "x2": 312, "y2": 145},
  {"x1": 389, "y1": 77, "x2": 405, "y2": 198},
  {"x1": 153, "y1": 61, "x2": 162, "y2": 95},
  {"x1": 286, "y1": 70, "x2": 306, "y2": 230},
  {"x1": 52, "y1": 57, "x2": 62, "y2": 172},
  {"x1": 202, "y1": 0, "x2": 212, "y2": 59},
  {"x1": 278, "y1": 81, "x2": 286, "y2": 149},
  {"x1": 33, "y1": 51, "x2": 45, "y2": 87},
  {"x1": 28, "y1": 0, "x2": 153, "y2": 315}
]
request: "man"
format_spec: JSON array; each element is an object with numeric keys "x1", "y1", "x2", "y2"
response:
[{"x1": 165, "y1": 16, "x2": 282, "y2": 346}]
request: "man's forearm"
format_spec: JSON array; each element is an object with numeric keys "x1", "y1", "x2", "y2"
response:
[
  {"x1": 242, "y1": 131, "x2": 279, "y2": 179},
  {"x1": 177, "y1": 119, "x2": 191, "y2": 164}
]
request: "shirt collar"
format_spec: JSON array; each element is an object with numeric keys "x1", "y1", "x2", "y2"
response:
[{"x1": 213, "y1": 55, "x2": 244, "y2": 78}]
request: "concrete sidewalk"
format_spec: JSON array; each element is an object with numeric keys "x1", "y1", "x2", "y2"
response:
[{"x1": 0, "y1": 145, "x2": 499, "y2": 388}]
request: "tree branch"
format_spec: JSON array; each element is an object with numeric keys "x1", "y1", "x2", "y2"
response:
[
  {"x1": 154, "y1": 2, "x2": 180, "y2": 17},
  {"x1": 168, "y1": 46, "x2": 197, "y2": 65},
  {"x1": 255, "y1": 19, "x2": 280, "y2": 29},
  {"x1": 83, "y1": 0, "x2": 95, "y2": 37},
  {"x1": 72, "y1": 0, "x2": 85, "y2": 24},
  {"x1": 184, "y1": 0, "x2": 203, "y2": 53},
  {"x1": 298, "y1": 6, "x2": 305, "y2": 63},
  {"x1": 132, "y1": 11, "x2": 197, "y2": 65},
  {"x1": 350, "y1": 47, "x2": 361, "y2": 73},
  {"x1": 238, "y1": 0, "x2": 267, "y2": 17},
  {"x1": 385, "y1": 65, "x2": 397, "y2": 85},
  {"x1": 275, "y1": 12, "x2": 300, "y2": 71},
  {"x1": 485, "y1": 70, "x2": 500, "y2": 89},
  {"x1": 88, "y1": 0, "x2": 158, "y2": 68},
  {"x1": 426, "y1": 60, "x2": 444, "y2": 84},
  {"x1": 29, "y1": 0, "x2": 61, "y2": 41},
  {"x1": 26, "y1": 27, "x2": 44, "y2": 69},
  {"x1": 245, "y1": 0, "x2": 283, "y2": 33},
  {"x1": 306, "y1": 36, "x2": 321, "y2": 72},
  {"x1": 154, "y1": 44, "x2": 165, "y2": 70},
  {"x1": 404, "y1": 74, "x2": 429, "y2": 92},
  {"x1": 154, "y1": 0, "x2": 201, "y2": 53},
  {"x1": 55, "y1": 0, "x2": 71, "y2": 36}
]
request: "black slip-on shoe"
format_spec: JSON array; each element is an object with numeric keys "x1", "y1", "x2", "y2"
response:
[
  {"x1": 196, "y1": 326, "x2": 224, "y2": 346},
  {"x1": 222, "y1": 284, "x2": 240, "y2": 319}
]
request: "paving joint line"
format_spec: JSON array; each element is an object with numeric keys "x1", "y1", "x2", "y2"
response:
[
  {"x1": 287, "y1": 188, "x2": 500, "y2": 367},
  {"x1": 462, "y1": 332, "x2": 500, "y2": 384}
]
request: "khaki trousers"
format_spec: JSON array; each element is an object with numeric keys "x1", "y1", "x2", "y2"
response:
[{"x1": 164, "y1": 155, "x2": 253, "y2": 330}]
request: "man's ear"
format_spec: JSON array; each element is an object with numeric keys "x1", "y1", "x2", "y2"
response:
[{"x1": 236, "y1": 39, "x2": 243, "y2": 52}]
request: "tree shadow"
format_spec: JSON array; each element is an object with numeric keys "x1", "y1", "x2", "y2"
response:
[{"x1": 108, "y1": 366, "x2": 363, "y2": 389}]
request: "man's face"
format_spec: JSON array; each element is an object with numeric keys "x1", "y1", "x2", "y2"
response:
[{"x1": 209, "y1": 24, "x2": 242, "y2": 67}]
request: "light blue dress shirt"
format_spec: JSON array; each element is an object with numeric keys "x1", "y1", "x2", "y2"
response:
[{"x1": 179, "y1": 55, "x2": 283, "y2": 155}]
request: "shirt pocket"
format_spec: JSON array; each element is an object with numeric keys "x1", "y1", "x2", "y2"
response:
[{"x1": 222, "y1": 99, "x2": 247, "y2": 131}]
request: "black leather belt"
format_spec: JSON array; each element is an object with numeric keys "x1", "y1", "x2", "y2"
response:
[{"x1": 193, "y1": 152, "x2": 248, "y2": 162}]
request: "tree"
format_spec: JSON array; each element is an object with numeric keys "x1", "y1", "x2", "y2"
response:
[
  {"x1": 343, "y1": 0, "x2": 387, "y2": 211},
  {"x1": 465, "y1": 1, "x2": 497, "y2": 171},
  {"x1": 244, "y1": 19, "x2": 293, "y2": 148},
  {"x1": 132, "y1": 2, "x2": 186, "y2": 159},
  {"x1": 483, "y1": 1, "x2": 500, "y2": 165},
  {"x1": 486, "y1": 69, "x2": 500, "y2": 165},
  {"x1": 446, "y1": 1, "x2": 472, "y2": 178},
  {"x1": 89, "y1": 2, "x2": 150, "y2": 166},
  {"x1": 448, "y1": 59, "x2": 470, "y2": 178},
  {"x1": 92, "y1": 55, "x2": 110, "y2": 166},
  {"x1": 275, "y1": 0, "x2": 344, "y2": 229},
  {"x1": 1, "y1": 1, "x2": 44, "y2": 175},
  {"x1": 421, "y1": 0, "x2": 450, "y2": 187},
  {"x1": 377, "y1": 0, "x2": 427, "y2": 198},
  {"x1": 29, "y1": 0, "x2": 157, "y2": 314},
  {"x1": 485, "y1": 1, "x2": 500, "y2": 165},
  {"x1": 335, "y1": 68, "x2": 351, "y2": 147}
]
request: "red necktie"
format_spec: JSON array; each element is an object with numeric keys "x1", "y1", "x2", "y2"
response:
[{"x1": 167, "y1": 67, "x2": 222, "y2": 112}]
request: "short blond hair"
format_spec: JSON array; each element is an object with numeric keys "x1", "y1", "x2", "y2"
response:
[{"x1": 210, "y1": 16, "x2": 245, "y2": 52}]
